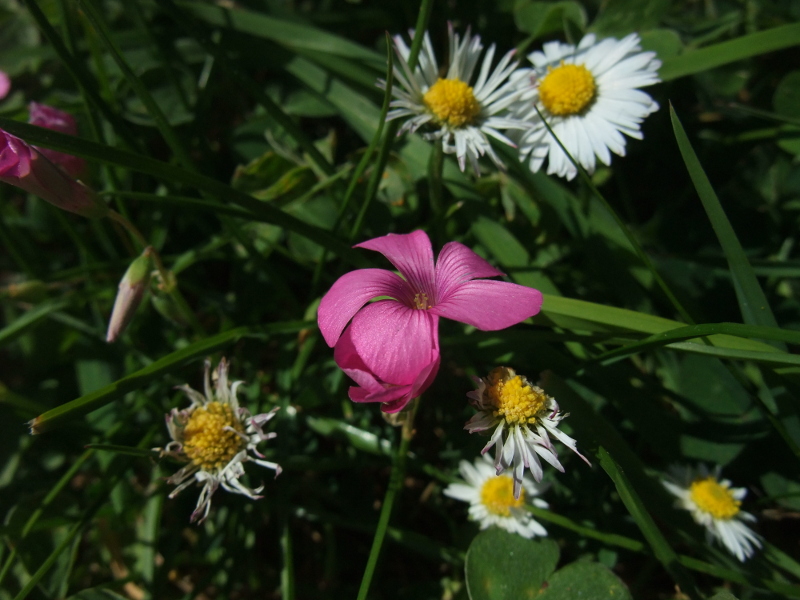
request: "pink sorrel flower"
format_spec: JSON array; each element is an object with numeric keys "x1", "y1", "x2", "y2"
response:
[
  {"x1": 28, "y1": 102, "x2": 85, "y2": 177},
  {"x1": 0, "y1": 129, "x2": 106, "y2": 218},
  {"x1": 318, "y1": 231, "x2": 544, "y2": 413}
]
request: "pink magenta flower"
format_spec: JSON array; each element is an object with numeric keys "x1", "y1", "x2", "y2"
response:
[
  {"x1": 0, "y1": 129, "x2": 106, "y2": 218},
  {"x1": 28, "y1": 103, "x2": 85, "y2": 177},
  {"x1": 318, "y1": 231, "x2": 544, "y2": 413}
]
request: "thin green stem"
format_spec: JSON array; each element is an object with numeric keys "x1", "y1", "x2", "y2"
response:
[
  {"x1": 349, "y1": 0, "x2": 434, "y2": 242},
  {"x1": 532, "y1": 105, "x2": 695, "y2": 325},
  {"x1": 355, "y1": 399, "x2": 419, "y2": 600},
  {"x1": 427, "y1": 141, "x2": 445, "y2": 242}
]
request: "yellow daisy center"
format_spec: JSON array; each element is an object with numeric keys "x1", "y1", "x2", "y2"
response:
[
  {"x1": 183, "y1": 402, "x2": 246, "y2": 472},
  {"x1": 423, "y1": 78, "x2": 481, "y2": 128},
  {"x1": 539, "y1": 63, "x2": 597, "y2": 116},
  {"x1": 480, "y1": 475, "x2": 526, "y2": 517},
  {"x1": 486, "y1": 367, "x2": 548, "y2": 426},
  {"x1": 689, "y1": 477, "x2": 741, "y2": 520}
]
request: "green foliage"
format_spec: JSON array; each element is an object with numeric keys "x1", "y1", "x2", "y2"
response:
[{"x1": 1, "y1": 0, "x2": 800, "y2": 599}]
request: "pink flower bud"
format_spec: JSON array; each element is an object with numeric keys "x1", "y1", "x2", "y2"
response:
[
  {"x1": 0, "y1": 129, "x2": 107, "y2": 218},
  {"x1": 28, "y1": 103, "x2": 85, "y2": 177},
  {"x1": 0, "y1": 72, "x2": 10, "y2": 100},
  {"x1": 106, "y1": 248, "x2": 153, "y2": 343}
]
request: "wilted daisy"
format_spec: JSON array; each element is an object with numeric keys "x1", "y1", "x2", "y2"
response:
[
  {"x1": 156, "y1": 358, "x2": 281, "y2": 523},
  {"x1": 444, "y1": 455, "x2": 549, "y2": 538},
  {"x1": 384, "y1": 25, "x2": 529, "y2": 172},
  {"x1": 663, "y1": 464, "x2": 761, "y2": 562},
  {"x1": 512, "y1": 33, "x2": 661, "y2": 180},
  {"x1": 465, "y1": 367, "x2": 589, "y2": 499}
]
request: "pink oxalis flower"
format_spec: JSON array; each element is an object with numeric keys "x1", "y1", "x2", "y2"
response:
[
  {"x1": 318, "y1": 231, "x2": 544, "y2": 413},
  {"x1": 28, "y1": 102, "x2": 86, "y2": 177}
]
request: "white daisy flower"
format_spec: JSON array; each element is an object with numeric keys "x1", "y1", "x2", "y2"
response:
[
  {"x1": 444, "y1": 455, "x2": 549, "y2": 538},
  {"x1": 156, "y1": 358, "x2": 281, "y2": 523},
  {"x1": 464, "y1": 367, "x2": 589, "y2": 499},
  {"x1": 383, "y1": 24, "x2": 530, "y2": 173},
  {"x1": 512, "y1": 33, "x2": 661, "y2": 180},
  {"x1": 662, "y1": 464, "x2": 761, "y2": 562}
]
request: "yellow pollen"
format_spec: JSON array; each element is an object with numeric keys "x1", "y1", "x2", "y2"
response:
[
  {"x1": 480, "y1": 475, "x2": 526, "y2": 517},
  {"x1": 423, "y1": 78, "x2": 481, "y2": 128},
  {"x1": 485, "y1": 367, "x2": 547, "y2": 426},
  {"x1": 689, "y1": 477, "x2": 741, "y2": 520},
  {"x1": 413, "y1": 292, "x2": 431, "y2": 309},
  {"x1": 183, "y1": 402, "x2": 246, "y2": 472},
  {"x1": 538, "y1": 62, "x2": 597, "y2": 116}
]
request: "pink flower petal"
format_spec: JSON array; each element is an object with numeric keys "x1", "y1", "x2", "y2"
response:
[
  {"x1": 318, "y1": 268, "x2": 410, "y2": 347},
  {"x1": 349, "y1": 300, "x2": 439, "y2": 385},
  {"x1": 0, "y1": 72, "x2": 10, "y2": 100},
  {"x1": 430, "y1": 280, "x2": 543, "y2": 330},
  {"x1": 435, "y1": 241, "x2": 504, "y2": 300},
  {"x1": 355, "y1": 231, "x2": 436, "y2": 299}
]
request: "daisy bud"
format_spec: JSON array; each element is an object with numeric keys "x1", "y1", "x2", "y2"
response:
[
  {"x1": 28, "y1": 103, "x2": 86, "y2": 177},
  {"x1": 0, "y1": 129, "x2": 107, "y2": 218},
  {"x1": 106, "y1": 247, "x2": 153, "y2": 343}
]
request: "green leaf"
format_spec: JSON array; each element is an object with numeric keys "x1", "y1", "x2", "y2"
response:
[
  {"x1": 773, "y1": 71, "x2": 800, "y2": 156},
  {"x1": 538, "y1": 562, "x2": 631, "y2": 600},
  {"x1": 590, "y1": 0, "x2": 670, "y2": 36},
  {"x1": 707, "y1": 593, "x2": 738, "y2": 600},
  {"x1": 670, "y1": 106, "x2": 780, "y2": 331},
  {"x1": 660, "y1": 23, "x2": 800, "y2": 81},
  {"x1": 465, "y1": 529, "x2": 559, "y2": 600},
  {"x1": 639, "y1": 29, "x2": 684, "y2": 59},
  {"x1": 306, "y1": 417, "x2": 391, "y2": 456}
]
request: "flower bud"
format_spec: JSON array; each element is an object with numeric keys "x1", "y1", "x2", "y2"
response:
[
  {"x1": 28, "y1": 103, "x2": 85, "y2": 177},
  {"x1": 0, "y1": 71, "x2": 10, "y2": 100},
  {"x1": 0, "y1": 129, "x2": 107, "y2": 218},
  {"x1": 106, "y1": 248, "x2": 153, "y2": 343}
]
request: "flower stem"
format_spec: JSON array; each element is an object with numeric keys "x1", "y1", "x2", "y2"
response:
[
  {"x1": 355, "y1": 399, "x2": 419, "y2": 600},
  {"x1": 427, "y1": 140, "x2": 445, "y2": 240}
]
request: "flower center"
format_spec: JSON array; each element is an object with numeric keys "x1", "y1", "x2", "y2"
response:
[
  {"x1": 183, "y1": 402, "x2": 246, "y2": 472},
  {"x1": 423, "y1": 78, "x2": 481, "y2": 128},
  {"x1": 689, "y1": 477, "x2": 741, "y2": 520},
  {"x1": 538, "y1": 63, "x2": 597, "y2": 116},
  {"x1": 486, "y1": 367, "x2": 547, "y2": 426},
  {"x1": 413, "y1": 292, "x2": 431, "y2": 309},
  {"x1": 480, "y1": 475, "x2": 526, "y2": 517}
]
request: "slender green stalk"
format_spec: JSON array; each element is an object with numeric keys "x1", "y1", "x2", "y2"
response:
[
  {"x1": 349, "y1": 0, "x2": 435, "y2": 242},
  {"x1": 531, "y1": 106, "x2": 695, "y2": 324},
  {"x1": 355, "y1": 399, "x2": 419, "y2": 600},
  {"x1": 310, "y1": 35, "x2": 394, "y2": 293},
  {"x1": 280, "y1": 519, "x2": 295, "y2": 600}
]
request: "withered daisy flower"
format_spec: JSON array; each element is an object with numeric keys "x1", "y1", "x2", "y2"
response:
[{"x1": 156, "y1": 358, "x2": 280, "y2": 523}]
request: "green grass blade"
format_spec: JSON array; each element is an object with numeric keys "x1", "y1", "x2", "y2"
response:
[
  {"x1": 77, "y1": 0, "x2": 194, "y2": 169},
  {"x1": 29, "y1": 321, "x2": 310, "y2": 434},
  {"x1": 0, "y1": 300, "x2": 70, "y2": 348},
  {"x1": 0, "y1": 119, "x2": 365, "y2": 265},
  {"x1": 596, "y1": 447, "x2": 701, "y2": 599},
  {"x1": 177, "y1": 1, "x2": 384, "y2": 67},
  {"x1": 591, "y1": 322, "x2": 800, "y2": 366},
  {"x1": 21, "y1": 0, "x2": 141, "y2": 150},
  {"x1": 660, "y1": 23, "x2": 800, "y2": 81},
  {"x1": 670, "y1": 106, "x2": 779, "y2": 330}
]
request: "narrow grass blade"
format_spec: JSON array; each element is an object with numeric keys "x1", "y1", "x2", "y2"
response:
[
  {"x1": 660, "y1": 23, "x2": 800, "y2": 81},
  {"x1": 670, "y1": 105, "x2": 779, "y2": 330},
  {"x1": 178, "y1": 1, "x2": 384, "y2": 67},
  {"x1": 29, "y1": 321, "x2": 309, "y2": 434},
  {"x1": 21, "y1": 0, "x2": 140, "y2": 150},
  {"x1": 83, "y1": 444, "x2": 159, "y2": 457},
  {"x1": 0, "y1": 119, "x2": 365, "y2": 265},
  {"x1": 591, "y1": 322, "x2": 800, "y2": 366},
  {"x1": 596, "y1": 447, "x2": 701, "y2": 599},
  {"x1": 0, "y1": 300, "x2": 69, "y2": 347},
  {"x1": 77, "y1": 0, "x2": 194, "y2": 169}
]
